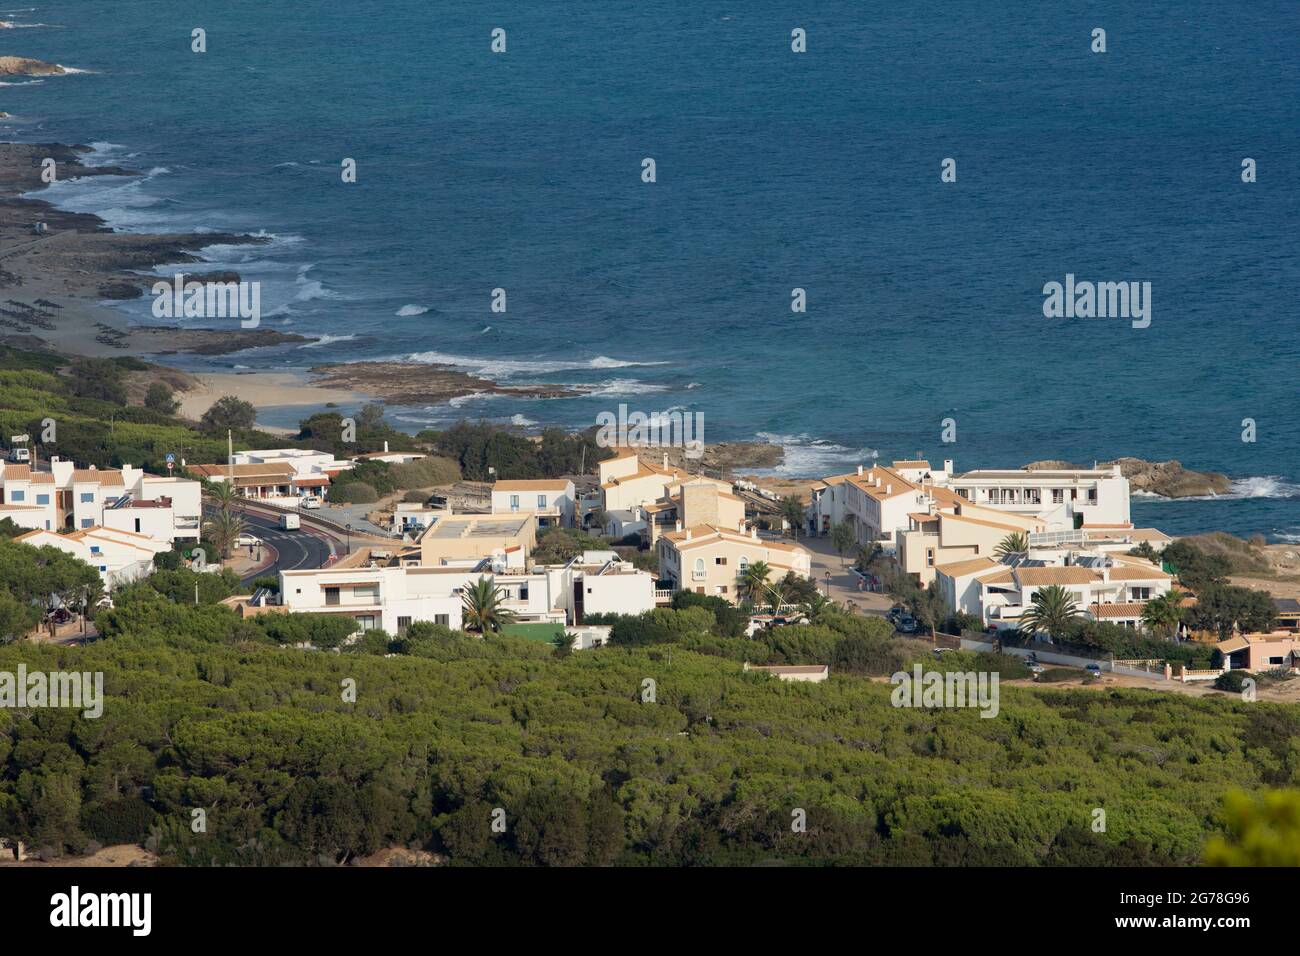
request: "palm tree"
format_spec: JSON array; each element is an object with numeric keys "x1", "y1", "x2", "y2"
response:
[
  {"x1": 1140, "y1": 590, "x2": 1186, "y2": 639},
  {"x1": 461, "y1": 576, "x2": 516, "y2": 634},
  {"x1": 1020, "y1": 584, "x2": 1080, "y2": 641},
  {"x1": 207, "y1": 478, "x2": 240, "y2": 512},
  {"x1": 994, "y1": 531, "x2": 1029, "y2": 559},
  {"x1": 762, "y1": 578, "x2": 795, "y2": 615},
  {"x1": 202, "y1": 509, "x2": 245, "y2": 560},
  {"x1": 799, "y1": 592, "x2": 835, "y2": 624},
  {"x1": 738, "y1": 560, "x2": 772, "y2": 605}
]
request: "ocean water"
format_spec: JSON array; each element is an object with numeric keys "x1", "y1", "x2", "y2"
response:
[{"x1": 3, "y1": 1, "x2": 1297, "y2": 539}]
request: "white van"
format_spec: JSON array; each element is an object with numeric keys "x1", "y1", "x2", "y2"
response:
[
  {"x1": 279, "y1": 513, "x2": 300, "y2": 531},
  {"x1": 301, "y1": 496, "x2": 322, "y2": 510}
]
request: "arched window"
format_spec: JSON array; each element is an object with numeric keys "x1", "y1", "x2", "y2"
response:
[
  {"x1": 738, "y1": 556, "x2": 749, "y2": 572},
  {"x1": 693, "y1": 558, "x2": 705, "y2": 574}
]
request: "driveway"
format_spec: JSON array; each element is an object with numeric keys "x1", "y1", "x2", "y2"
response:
[{"x1": 784, "y1": 532, "x2": 893, "y2": 615}]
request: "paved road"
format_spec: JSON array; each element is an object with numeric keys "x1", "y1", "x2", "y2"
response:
[
  {"x1": 240, "y1": 509, "x2": 333, "y2": 573},
  {"x1": 204, "y1": 504, "x2": 336, "y2": 584}
]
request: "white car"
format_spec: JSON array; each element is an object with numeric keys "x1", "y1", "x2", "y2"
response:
[
  {"x1": 301, "y1": 496, "x2": 322, "y2": 510},
  {"x1": 234, "y1": 533, "x2": 262, "y2": 548}
]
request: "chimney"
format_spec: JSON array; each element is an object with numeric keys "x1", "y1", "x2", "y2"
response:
[
  {"x1": 886, "y1": 484, "x2": 892, "y2": 494},
  {"x1": 675, "y1": 520, "x2": 682, "y2": 532},
  {"x1": 944, "y1": 459, "x2": 953, "y2": 473},
  {"x1": 751, "y1": 526, "x2": 758, "y2": 539},
  {"x1": 663, "y1": 453, "x2": 669, "y2": 469},
  {"x1": 856, "y1": 465, "x2": 863, "y2": 476},
  {"x1": 684, "y1": 528, "x2": 692, "y2": 540}
]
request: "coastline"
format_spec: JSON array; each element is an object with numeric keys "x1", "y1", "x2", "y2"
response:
[
  {"x1": 0, "y1": 140, "x2": 587, "y2": 429},
  {"x1": 0, "y1": 142, "x2": 1293, "y2": 538}
]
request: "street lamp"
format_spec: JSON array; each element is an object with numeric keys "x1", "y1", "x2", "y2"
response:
[
  {"x1": 345, "y1": 523, "x2": 352, "y2": 556},
  {"x1": 824, "y1": 570, "x2": 831, "y2": 594}
]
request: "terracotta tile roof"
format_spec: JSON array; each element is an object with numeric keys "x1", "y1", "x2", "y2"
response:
[
  {"x1": 189, "y1": 462, "x2": 295, "y2": 479},
  {"x1": 493, "y1": 479, "x2": 572, "y2": 491},
  {"x1": 934, "y1": 556, "x2": 1001, "y2": 578},
  {"x1": 29, "y1": 473, "x2": 53, "y2": 484},
  {"x1": 661, "y1": 524, "x2": 809, "y2": 558},
  {"x1": 1108, "y1": 565, "x2": 1172, "y2": 581},
  {"x1": 72, "y1": 468, "x2": 124, "y2": 486},
  {"x1": 1, "y1": 464, "x2": 31, "y2": 480},
  {"x1": 1013, "y1": 566, "x2": 1098, "y2": 586},
  {"x1": 1089, "y1": 602, "x2": 1147, "y2": 618}
]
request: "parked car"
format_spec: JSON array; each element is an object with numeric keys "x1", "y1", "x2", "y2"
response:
[
  {"x1": 234, "y1": 533, "x2": 262, "y2": 548},
  {"x1": 1026, "y1": 661, "x2": 1045, "y2": 675},
  {"x1": 896, "y1": 615, "x2": 918, "y2": 634},
  {"x1": 301, "y1": 496, "x2": 322, "y2": 510},
  {"x1": 1085, "y1": 663, "x2": 1103, "y2": 677}
]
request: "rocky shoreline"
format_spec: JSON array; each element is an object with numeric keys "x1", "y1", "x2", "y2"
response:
[{"x1": 1024, "y1": 457, "x2": 1232, "y2": 498}]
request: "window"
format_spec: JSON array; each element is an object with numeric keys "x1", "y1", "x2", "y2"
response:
[
  {"x1": 134, "y1": 518, "x2": 141, "y2": 533},
  {"x1": 520, "y1": 583, "x2": 529, "y2": 600},
  {"x1": 738, "y1": 556, "x2": 749, "y2": 571},
  {"x1": 693, "y1": 558, "x2": 705, "y2": 574},
  {"x1": 1087, "y1": 489, "x2": 1097, "y2": 503},
  {"x1": 397, "y1": 616, "x2": 412, "y2": 634},
  {"x1": 1052, "y1": 489, "x2": 1064, "y2": 504},
  {"x1": 325, "y1": 587, "x2": 340, "y2": 606},
  {"x1": 80, "y1": 519, "x2": 93, "y2": 528},
  {"x1": 100, "y1": 565, "x2": 107, "y2": 572},
  {"x1": 353, "y1": 584, "x2": 379, "y2": 602},
  {"x1": 509, "y1": 494, "x2": 520, "y2": 510},
  {"x1": 537, "y1": 495, "x2": 547, "y2": 508},
  {"x1": 434, "y1": 614, "x2": 450, "y2": 626},
  {"x1": 1130, "y1": 587, "x2": 1151, "y2": 601},
  {"x1": 356, "y1": 615, "x2": 377, "y2": 632},
  {"x1": 80, "y1": 492, "x2": 94, "y2": 503},
  {"x1": 1269, "y1": 656, "x2": 1284, "y2": 665},
  {"x1": 9, "y1": 490, "x2": 23, "y2": 502},
  {"x1": 926, "y1": 548, "x2": 935, "y2": 568},
  {"x1": 90, "y1": 546, "x2": 101, "y2": 554},
  {"x1": 715, "y1": 556, "x2": 727, "y2": 566},
  {"x1": 36, "y1": 494, "x2": 49, "y2": 505}
]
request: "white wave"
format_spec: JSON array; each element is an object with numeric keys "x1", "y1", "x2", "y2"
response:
[
  {"x1": 299, "y1": 334, "x2": 357, "y2": 348},
  {"x1": 509, "y1": 414, "x2": 537, "y2": 426},
  {"x1": 403, "y1": 349, "x2": 662, "y2": 379},
  {"x1": 54, "y1": 65, "x2": 94, "y2": 74},
  {"x1": 0, "y1": 79, "x2": 42, "y2": 86},
  {"x1": 750, "y1": 432, "x2": 875, "y2": 477},
  {"x1": 395, "y1": 304, "x2": 428, "y2": 317},
  {"x1": 447, "y1": 392, "x2": 504, "y2": 408},
  {"x1": 1135, "y1": 475, "x2": 1300, "y2": 502},
  {"x1": 584, "y1": 379, "x2": 670, "y2": 397}
]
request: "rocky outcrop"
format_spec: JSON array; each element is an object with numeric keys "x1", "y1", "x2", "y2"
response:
[
  {"x1": 0, "y1": 56, "x2": 65, "y2": 76},
  {"x1": 1024, "y1": 457, "x2": 1231, "y2": 498}
]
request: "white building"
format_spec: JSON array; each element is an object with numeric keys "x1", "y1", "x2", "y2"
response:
[
  {"x1": 278, "y1": 548, "x2": 655, "y2": 633},
  {"x1": 0, "y1": 460, "x2": 200, "y2": 541},
  {"x1": 935, "y1": 551, "x2": 1174, "y2": 633},
  {"x1": 945, "y1": 464, "x2": 1131, "y2": 528},
  {"x1": 490, "y1": 479, "x2": 576, "y2": 528},
  {"x1": 15, "y1": 526, "x2": 171, "y2": 588}
]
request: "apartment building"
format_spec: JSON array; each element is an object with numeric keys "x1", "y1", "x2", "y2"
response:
[
  {"x1": 657, "y1": 524, "x2": 812, "y2": 602},
  {"x1": 595, "y1": 449, "x2": 731, "y2": 515},
  {"x1": 809, "y1": 458, "x2": 1133, "y2": 553},
  {"x1": 279, "y1": 548, "x2": 654, "y2": 632},
  {"x1": 490, "y1": 478, "x2": 575, "y2": 528},
  {"x1": 945, "y1": 464, "x2": 1131, "y2": 528},
  {"x1": 416, "y1": 512, "x2": 537, "y2": 568},
  {"x1": 642, "y1": 479, "x2": 746, "y2": 545},
  {"x1": 16, "y1": 526, "x2": 172, "y2": 588},
  {"x1": 0, "y1": 460, "x2": 200, "y2": 541},
  {"x1": 935, "y1": 552, "x2": 1174, "y2": 632},
  {"x1": 896, "y1": 490, "x2": 1046, "y2": 584}
]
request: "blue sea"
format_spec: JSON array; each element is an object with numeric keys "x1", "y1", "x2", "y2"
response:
[{"x1": 3, "y1": 1, "x2": 1297, "y2": 539}]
